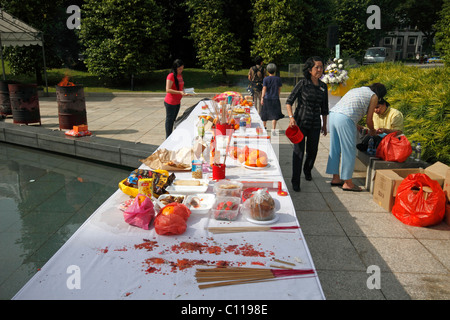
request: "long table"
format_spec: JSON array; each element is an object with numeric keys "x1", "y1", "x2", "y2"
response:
[{"x1": 14, "y1": 100, "x2": 325, "y2": 300}]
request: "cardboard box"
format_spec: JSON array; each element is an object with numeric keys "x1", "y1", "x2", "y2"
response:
[
  {"x1": 372, "y1": 162, "x2": 449, "y2": 212},
  {"x1": 445, "y1": 202, "x2": 450, "y2": 226}
]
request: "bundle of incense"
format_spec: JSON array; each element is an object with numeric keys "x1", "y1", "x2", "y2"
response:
[
  {"x1": 195, "y1": 266, "x2": 315, "y2": 289},
  {"x1": 207, "y1": 226, "x2": 299, "y2": 234}
]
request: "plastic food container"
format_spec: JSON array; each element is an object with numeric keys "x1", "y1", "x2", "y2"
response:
[
  {"x1": 158, "y1": 194, "x2": 186, "y2": 206},
  {"x1": 212, "y1": 196, "x2": 241, "y2": 221},
  {"x1": 242, "y1": 189, "x2": 275, "y2": 221},
  {"x1": 185, "y1": 193, "x2": 215, "y2": 214},
  {"x1": 213, "y1": 179, "x2": 243, "y2": 198},
  {"x1": 166, "y1": 179, "x2": 209, "y2": 194}
]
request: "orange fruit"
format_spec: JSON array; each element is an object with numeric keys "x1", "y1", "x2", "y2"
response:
[
  {"x1": 256, "y1": 156, "x2": 268, "y2": 167},
  {"x1": 238, "y1": 153, "x2": 246, "y2": 163}
]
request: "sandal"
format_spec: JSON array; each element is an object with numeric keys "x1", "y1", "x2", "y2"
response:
[{"x1": 342, "y1": 186, "x2": 363, "y2": 192}]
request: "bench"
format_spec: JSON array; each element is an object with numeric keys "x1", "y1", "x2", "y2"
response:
[{"x1": 356, "y1": 150, "x2": 428, "y2": 193}]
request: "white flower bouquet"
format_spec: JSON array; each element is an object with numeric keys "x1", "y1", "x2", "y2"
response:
[{"x1": 321, "y1": 58, "x2": 349, "y2": 91}]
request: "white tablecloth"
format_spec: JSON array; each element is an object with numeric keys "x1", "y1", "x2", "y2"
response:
[{"x1": 14, "y1": 100, "x2": 325, "y2": 300}]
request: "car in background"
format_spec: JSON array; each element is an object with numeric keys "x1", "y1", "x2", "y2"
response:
[
  {"x1": 363, "y1": 47, "x2": 395, "y2": 65},
  {"x1": 427, "y1": 57, "x2": 443, "y2": 63}
]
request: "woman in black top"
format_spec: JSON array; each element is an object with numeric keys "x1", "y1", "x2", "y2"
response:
[{"x1": 285, "y1": 56, "x2": 329, "y2": 192}]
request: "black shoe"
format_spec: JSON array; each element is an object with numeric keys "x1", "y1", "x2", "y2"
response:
[
  {"x1": 292, "y1": 183, "x2": 301, "y2": 192},
  {"x1": 304, "y1": 173, "x2": 312, "y2": 181}
]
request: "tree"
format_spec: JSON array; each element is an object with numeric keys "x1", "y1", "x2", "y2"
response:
[
  {"x1": 250, "y1": 0, "x2": 304, "y2": 66},
  {"x1": 79, "y1": 0, "x2": 169, "y2": 82},
  {"x1": 334, "y1": 0, "x2": 372, "y2": 62},
  {"x1": 434, "y1": 0, "x2": 450, "y2": 65},
  {"x1": 1, "y1": 0, "x2": 82, "y2": 83},
  {"x1": 395, "y1": 0, "x2": 443, "y2": 54},
  {"x1": 186, "y1": 0, "x2": 242, "y2": 78}
]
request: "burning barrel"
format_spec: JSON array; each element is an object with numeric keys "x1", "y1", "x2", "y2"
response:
[
  {"x1": 8, "y1": 83, "x2": 41, "y2": 125},
  {"x1": 0, "y1": 80, "x2": 17, "y2": 117},
  {"x1": 56, "y1": 77, "x2": 87, "y2": 130}
]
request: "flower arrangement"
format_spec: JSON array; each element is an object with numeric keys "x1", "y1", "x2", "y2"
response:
[{"x1": 321, "y1": 58, "x2": 349, "y2": 91}]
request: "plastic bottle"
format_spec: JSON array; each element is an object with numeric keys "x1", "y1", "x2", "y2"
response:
[
  {"x1": 415, "y1": 142, "x2": 422, "y2": 161},
  {"x1": 410, "y1": 140, "x2": 416, "y2": 159},
  {"x1": 367, "y1": 137, "x2": 375, "y2": 155},
  {"x1": 239, "y1": 116, "x2": 246, "y2": 134}
]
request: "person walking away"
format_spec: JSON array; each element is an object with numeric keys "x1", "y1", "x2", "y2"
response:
[
  {"x1": 326, "y1": 83, "x2": 387, "y2": 191},
  {"x1": 248, "y1": 56, "x2": 265, "y2": 114},
  {"x1": 285, "y1": 56, "x2": 328, "y2": 192},
  {"x1": 260, "y1": 63, "x2": 284, "y2": 133},
  {"x1": 164, "y1": 59, "x2": 187, "y2": 138}
]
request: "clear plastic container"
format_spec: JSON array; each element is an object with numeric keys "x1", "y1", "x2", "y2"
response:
[
  {"x1": 213, "y1": 179, "x2": 243, "y2": 197},
  {"x1": 212, "y1": 196, "x2": 241, "y2": 221},
  {"x1": 242, "y1": 189, "x2": 275, "y2": 221}
]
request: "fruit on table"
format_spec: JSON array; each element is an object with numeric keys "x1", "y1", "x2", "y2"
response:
[{"x1": 228, "y1": 146, "x2": 267, "y2": 167}]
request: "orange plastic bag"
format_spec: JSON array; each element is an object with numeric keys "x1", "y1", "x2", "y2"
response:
[
  {"x1": 154, "y1": 202, "x2": 191, "y2": 235},
  {"x1": 123, "y1": 194, "x2": 155, "y2": 230},
  {"x1": 376, "y1": 132, "x2": 412, "y2": 162},
  {"x1": 392, "y1": 173, "x2": 446, "y2": 227}
]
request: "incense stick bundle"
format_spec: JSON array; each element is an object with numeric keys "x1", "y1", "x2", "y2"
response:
[
  {"x1": 207, "y1": 226, "x2": 299, "y2": 234},
  {"x1": 195, "y1": 266, "x2": 315, "y2": 289}
]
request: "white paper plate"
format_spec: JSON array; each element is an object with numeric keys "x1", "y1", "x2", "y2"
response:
[
  {"x1": 242, "y1": 163, "x2": 270, "y2": 170},
  {"x1": 245, "y1": 213, "x2": 279, "y2": 225},
  {"x1": 185, "y1": 193, "x2": 215, "y2": 214}
]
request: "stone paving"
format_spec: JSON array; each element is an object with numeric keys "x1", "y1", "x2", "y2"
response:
[{"x1": 1, "y1": 92, "x2": 449, "y2": 300}]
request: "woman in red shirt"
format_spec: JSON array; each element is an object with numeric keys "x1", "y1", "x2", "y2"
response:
[{"x1": 164, "y1": 59, "x2": 187, "y2": 138}]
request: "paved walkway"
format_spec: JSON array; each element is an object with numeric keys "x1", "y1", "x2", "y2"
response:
[{"x1": 1, "y1": 92, "x2": 449, "y2": 299}]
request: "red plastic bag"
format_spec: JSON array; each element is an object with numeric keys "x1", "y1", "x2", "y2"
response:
[
  {"x1": 123, "y1": 194, "x2": 155, "y2": 230},
  {"x1": 392, "y1": 173, "x2": 446, "y2": 227},
  {"x1": 154, "y1": 202, "x2": 191, "y2": 235},
  {"x1": 376, "y1": 132, "x2": 412, "y2": 162}
]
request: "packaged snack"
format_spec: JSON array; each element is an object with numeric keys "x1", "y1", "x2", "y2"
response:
[{"x1": 213, "y1": 179, "x2": 243, "y2": 197}]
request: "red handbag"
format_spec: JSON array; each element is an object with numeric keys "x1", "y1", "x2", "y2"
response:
[{"x1": 375, "y1": 132, "x2": 412, "y2": 162}]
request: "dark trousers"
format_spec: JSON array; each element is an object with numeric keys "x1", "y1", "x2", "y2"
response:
[
  {"x1": 291, "y1": 126, "x2": 321, "y2": 186},
  {"x1": 164, "y1": 102, "x2": 181, "y2": 138}
]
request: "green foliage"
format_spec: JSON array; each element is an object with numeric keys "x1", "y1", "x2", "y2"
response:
[
  {"x1": 250, "y1": 0, "x2": 304, "y2": 65},
  {"x1": 434, "y1": 0, "x2": 450, "y2": 65},
  {"x1": 334, "y1": 0, "x2": 372, "y2": 62},
  {"x1": 186, "y1": 0, "x2": 242, "y2": 78},
  {"x1": 350, "y1": 63, "x2": 450, "y2": 165},
  {"x1": 79, "y1": 0, "x2": 169, "y2": 80}
]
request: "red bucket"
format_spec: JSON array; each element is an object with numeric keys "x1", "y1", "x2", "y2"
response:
[{"x1": 285, "y1": 125, "x2": 304, "y2": 144}]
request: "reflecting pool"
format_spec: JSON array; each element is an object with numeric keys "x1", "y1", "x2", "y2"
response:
[{"x1": 0, "y1": 142, "x2": 132, "y2": 299}]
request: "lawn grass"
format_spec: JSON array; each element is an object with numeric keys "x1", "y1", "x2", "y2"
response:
[{"x1": 1, "y1": 63, "x2": 295, "y2": 94}]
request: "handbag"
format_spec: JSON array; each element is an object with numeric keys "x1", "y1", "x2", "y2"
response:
[{"x1": 375, "y1": 132, "x2": 412, "y2": 162}]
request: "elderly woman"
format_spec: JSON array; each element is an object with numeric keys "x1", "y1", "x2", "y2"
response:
[
  {"x1": 326, "y1": 83, "x2": 387, "y2": 191},
  {"x1": 285, "y1": 56, "x2": 329, "y2": 192}
]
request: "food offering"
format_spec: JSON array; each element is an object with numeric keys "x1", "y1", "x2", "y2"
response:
[
  {"x1": 154, "y1": 202, "x2": 191, "y2": 235},
  {"x1": 119, "y1": 169, "x2": 175, "y2": 198},
  {"x1": 185, "y1": 194, "x2": 215, "y2": 214},
  {"x1": 213, "y1": 179, "x2": 243, "y2": 197},
  {"x1": 212, "y1": 197, "x2": 241, "y2": 221},
  {"x1": 166, "y1": 179, "x2": 209, "y2": 194},
  {"x1": 158, "y1": 194, "x2": 186, "y2": 206},
  {"x1": 242, "y1": 189, "x2": 276, "y2": 222},
  {"x1": 229, "y1": 146, "x2": 268, "y2": 168}
]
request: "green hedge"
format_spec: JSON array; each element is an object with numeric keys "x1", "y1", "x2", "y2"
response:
[{"x1": 349, "y1": 63, "x2": 450, "y2": 165}]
